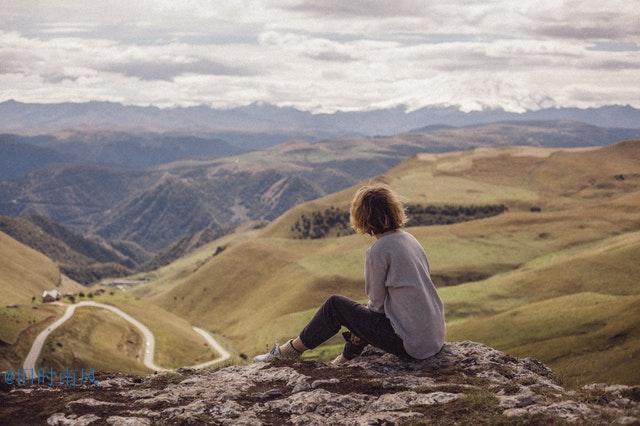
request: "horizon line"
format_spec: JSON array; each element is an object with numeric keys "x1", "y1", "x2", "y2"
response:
[{"x1": 1, "y1": 98, "x2": 637, "y2": 115}]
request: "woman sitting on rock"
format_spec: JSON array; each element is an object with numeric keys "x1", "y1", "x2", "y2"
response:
[{"x1": 254, "y1": 183, "x2": 446, "y2": 364}]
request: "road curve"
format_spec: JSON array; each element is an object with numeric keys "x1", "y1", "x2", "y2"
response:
[
  {"x1": 191, "y1": 327, "x2": 231, "y2": 368},
  {"x1": 23, "y1": 301, "x2": 230, "y2": 377}
]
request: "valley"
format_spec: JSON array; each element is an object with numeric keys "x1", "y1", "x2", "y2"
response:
[
  {"x1": 1, "y1": 124, "x2": 639, "y2": 388},
  {"x1": 0, "y1": 230, "x2": 229, "y2": 374},
  {"x1": 127, "y1": 140, "x2": 640, "y2": 387},
  {"x1": 2, "y1": 120, "x2": 639, "y2": 263},
  {"x1": 3, "y1": 3, "x2": 640, "y2": 422},
  {"x1": 26, "y1": 300, "x2": 230, "y2": 376}
]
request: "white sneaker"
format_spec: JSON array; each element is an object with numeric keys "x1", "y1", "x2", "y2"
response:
[
  {"x1": 331, "y1": 353, "x2": 349, "y2": 366},
  {"x1": 253, "y1": 343, "x2": 284, "y2": 362}
]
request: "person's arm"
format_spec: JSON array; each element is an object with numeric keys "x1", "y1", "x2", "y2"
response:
[{"x1": 364, "y1": 246, "x2": 388, "y2": 313}]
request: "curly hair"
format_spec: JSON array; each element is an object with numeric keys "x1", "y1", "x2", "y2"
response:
[{"x1": 350, "y1": 183, "x2": 407, "y2": 236}]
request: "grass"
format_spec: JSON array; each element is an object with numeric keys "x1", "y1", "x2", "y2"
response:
[
  {"x1": 453, "y1": 293, "x2": 640, "y2": 387},
  {"x1": 0, "y1": 230, "x2": 220, "y2": 372},
  {"x1": 6, "y1": 141, "x2": 639, "y2": 384},
  {"x1": 26, "y1": 291, "x2": 222, "y2": 373},
  {"x1": 133, "y1": 141, "x2": 640, "y2": 386},
  {"x1": 440, "y1": 231, "x2": 640, "y2": 321},
  {"x1": 0, "y1": 305, "x2": 60, "y2": 346},
  {"x1": 0, "y1": 232, "x2": 84, "y2": 370},
  {"x1": 0, "y1": 232, "x2": 83, "y2": 306},
  {"x1": 443, "y1": 231, "x2": 640, "y2": 386},
  {"x1": 38, "y1": 307, "x2": 149, "y2": 375},
  {"x1": 0, "y1": 304, "x2": 64, "y2": 371},
  {"x1": 90, "y1": 291, "x2": 219, "y2": 369},
  {"x1": 129, "y1": 228, "x2": 262, "y2": 299},
  {"x1": 143, "y1": 201, "x2": 640, "y2": 357}
]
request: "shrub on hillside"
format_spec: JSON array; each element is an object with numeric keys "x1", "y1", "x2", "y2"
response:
[{"x1": 291, "y1": 203, "x2": 507, "y2": 239}]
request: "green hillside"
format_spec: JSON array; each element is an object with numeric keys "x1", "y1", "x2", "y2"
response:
[
  {"x1": 4, "y1": 122, "x2": 633, "y2": 255},
  {"x1": 0, "y1": 229, "x2": 218, "y2": 374},
  {"x1": 133, "y1": 140, "x2": 640, "y2": 386},
  {"x1": 0, "y1": 231, "x2": 84, "y2": 306},
  {"x1": 36, "y1": 291, "x2": 221, "y2": 375},
  {"x1": 0, "y1": 215, "x2": 138, "y2": 284},
  {"x1": 38, "y1": 307, "x2": 149, "y2": 375},
  {"x1": 0, "y1": 231, "x2": 84, "y2": 370}
]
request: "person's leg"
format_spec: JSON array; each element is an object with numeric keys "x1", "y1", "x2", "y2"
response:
[
  {"x1": 255, "y1": 294, "x2": 411, "y2": 363},
  {"x1": 291, "y1": 336, "x2": 306, "y2": 353},
  {"x1": 298, "y1": 294, "x2": 410, "y2": 359}
]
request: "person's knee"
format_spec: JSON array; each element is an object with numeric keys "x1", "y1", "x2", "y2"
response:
[
  {"x1": 324, "y1": 294, "x2": 358, "y2": 321},
  {"x1": 325, "y1": 294, "x2": 349, "y2": 307}
]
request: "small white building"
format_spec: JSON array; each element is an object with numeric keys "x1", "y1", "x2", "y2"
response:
[{"x1": 42, "y1": 289, "x2": 61, "y2": 303}]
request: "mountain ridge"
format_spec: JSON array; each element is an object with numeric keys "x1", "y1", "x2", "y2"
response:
[
  {"x1": 2, "y1": 100, "x2": 640, "y2": 135},
  {"x1": 3, "y1": 121, "x2": 640, "y2": 259},
  {"x1": 0, "y1": 215, "x2": 140, "y2": 284}
]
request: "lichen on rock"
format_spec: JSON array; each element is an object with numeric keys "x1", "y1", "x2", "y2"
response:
[{"x1": 1, "y1": 341, "x2": 638, "y2": 425}]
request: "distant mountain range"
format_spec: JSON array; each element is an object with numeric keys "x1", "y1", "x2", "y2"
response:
[
  {"x1": 1, "y1": 100, "x2": 640, "y2": 135},
  {"x1": 0, "y1": 133, "x2": 243, "y2": 173}
]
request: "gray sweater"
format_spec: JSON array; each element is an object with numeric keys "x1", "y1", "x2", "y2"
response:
[{"x1": 365, "y1": 229, "x2": 445, "y2": 359}]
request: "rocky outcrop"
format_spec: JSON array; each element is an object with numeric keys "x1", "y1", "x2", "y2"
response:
[{"x1": 1, "y1": 341, "x2": 638, "y2": 425}]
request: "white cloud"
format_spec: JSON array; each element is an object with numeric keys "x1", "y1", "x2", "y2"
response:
[{"x1": 0, "y1": 0, "x2": 639, "y2": 112}]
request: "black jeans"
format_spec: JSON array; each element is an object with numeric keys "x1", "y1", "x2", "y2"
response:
[{"x1": 299, "y1": 294, "x2": 413, "y2": 360}]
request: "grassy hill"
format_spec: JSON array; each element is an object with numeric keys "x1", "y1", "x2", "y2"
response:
[
  {"x1": 4, "y1": 121, "x2": 636, "y2": 256},
  {"x1": 89, "y1": 291, "x2": 220, "y2": 369},
  {"x1": 38, "y1": 307, "x2": 149, "y2": 375},
  {"x1": 35, "y1": 291, "x2": 221, "y2": 375},
  {"x1": 133, "y1": 140, "x2": 640, "y2": 386},
  {"x1": 0, "y1": 215, "x2": 140, "y2": 284},
  {"x1": 0, "y1": 231, "x2": 84, "y2": 306},
  {"x1": 0, "y1": 230, "x2": 219, "y2": 374},
  {"x1": 0, "y1": 231, "x2": 84, "y2": 370}
]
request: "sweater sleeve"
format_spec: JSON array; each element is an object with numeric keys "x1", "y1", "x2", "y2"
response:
[{"x1": 364, "y1": 246, "x2": 388, "y2": 313}]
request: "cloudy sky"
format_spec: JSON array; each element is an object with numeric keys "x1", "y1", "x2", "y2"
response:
[{"x1": 1, "y1": 0, "x2": 639, "y2": 112}]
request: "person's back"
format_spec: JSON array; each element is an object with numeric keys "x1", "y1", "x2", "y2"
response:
[
  {"x1": 366, "y1": 229, "x2": 445, "y2": 359},
  {"x1": 254, "y1": 183, "x2": 447, "y2": 364}
]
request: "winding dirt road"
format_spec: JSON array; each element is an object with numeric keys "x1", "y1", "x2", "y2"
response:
[{"x1": 23, "y1": 301, "x2": 231, "y2": 377}]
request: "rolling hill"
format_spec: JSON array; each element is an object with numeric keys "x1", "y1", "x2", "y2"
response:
[
  {"x1": 0, "y1": 231, "x2": 83, "y2": 370},
  {"x1": 0, "y1": 215, "x2": 140, "y2": 283},
  {"x1": 129, "y1": 139, "x2": 640, "y2": 386},
  {"x1": 0, "y1": 232, "x2": 84, "y2": 306},
  {"x1": 3, "y1": 121, "x2": 640, "y2": 267},
  {"x1": 98, "y1": 121, "x2": 640, "y2": 252},
  {"x1": 0, "y1": 229, "x2": 221, "y2": 374}
]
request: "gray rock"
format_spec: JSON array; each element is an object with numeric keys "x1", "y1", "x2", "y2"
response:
[
  {"x1": 371, "y1": 390, "x2": 459, "y2": 411},
  {"x1": 614, "y1": 416, "x2": 640, "y2": 425},
  {"x1": 47, "y1": 413, "x2": 101, "y2": 425},
  {"x1": 98, "y1": 377, "x2": 136, "y2": 389},
  {"x1": 105, "y1": 416, "x2": 150, "y2": 426},
  {"x1": 5, "y1": 341, "x2": 639, "y2": 424},
  {"x1": 66, "y1": 398, "x2": 124, "y2": 408},
  {"x1": 498, "y1": 387, "x2": 538, "y2": 409},
  {"x1": 311, "y1": 378, "x2": 340, "y2": 388},
  {"x1": 504, "y1": 400, "x2": 594, "y2": 422}
]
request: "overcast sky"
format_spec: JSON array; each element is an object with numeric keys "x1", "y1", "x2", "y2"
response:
[{"x1": 1, "y1": 0, "x2": 639, "y2": 112}]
